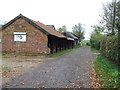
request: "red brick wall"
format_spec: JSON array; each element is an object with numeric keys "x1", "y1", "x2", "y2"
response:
[{"x1": 1, "y1": 18, "x2": 50, "y2": 54}]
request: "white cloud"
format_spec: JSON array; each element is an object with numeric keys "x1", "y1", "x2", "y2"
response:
[{"x1": 0, "y1": 0, "x2": 112, "y2": 40}]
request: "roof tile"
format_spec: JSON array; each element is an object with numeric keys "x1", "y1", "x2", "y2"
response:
[{"x1": 31, "y1": 20, "x2": 66, "y2": 38}]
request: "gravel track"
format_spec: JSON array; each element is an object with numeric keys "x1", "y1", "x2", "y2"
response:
[{"x1": 3, "y1": 46, "x2": 97, "y2": 88}]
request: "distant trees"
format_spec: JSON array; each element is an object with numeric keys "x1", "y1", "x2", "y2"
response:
[
  {"x1": 58, "y1": 25, "x2": 67, "y2": 33},
  {"x1": 72, "y1": 23, "x2": 85, "y2": 41},
  {"x1": 91, "y1": 25, "x2": 105, "y2": 35}
]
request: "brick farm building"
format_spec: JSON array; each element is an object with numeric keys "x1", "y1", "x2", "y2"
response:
[{"x1": 0, "y1": 14, "x2": 80, "y2": 54}]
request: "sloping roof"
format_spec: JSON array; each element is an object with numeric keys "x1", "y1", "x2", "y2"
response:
[
  {"x1": 32, "y1": 20, "x2": 65, "y2": 38},
  {"x1": 62, "y1": 32, "x2": 79, "y2": 40},
  {"x1": 66, "y1": 37, "x2": 74, "y2": 41},
  {"x1": 2, "y1": 14, "x2": 66, "y2": 38},
  {"x1": 72, "y1": 33, "x2": 80, "y2": 39},
  {"x1": 46, "y1": 25, "x2": 56, "y2": 30}
]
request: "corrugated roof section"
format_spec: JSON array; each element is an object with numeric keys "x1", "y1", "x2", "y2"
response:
[
  {"x1": 67, "y1": 37, "x2": 74, "y2": 41},
  {"x1": 62, "y1": 32, "x2": 78, "y2": 40}
]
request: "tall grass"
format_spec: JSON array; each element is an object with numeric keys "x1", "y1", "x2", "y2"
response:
[{"x1": 94, "y1": 54, "x2": 120, "y2": 88}]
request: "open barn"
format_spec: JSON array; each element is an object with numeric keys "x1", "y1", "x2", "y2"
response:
[
  {"x1": 0, "y1": 14, "x2": 77, "y2": 54},
  {"x1": 62, "y1": 31, "x2": 80, "y2": 46}
]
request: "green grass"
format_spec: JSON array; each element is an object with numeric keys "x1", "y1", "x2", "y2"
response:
[
  {"x1": 2, "y1": 52, "x2": 45, "y2": 57},
  {"x1": 94, "y1": 54, "x2": 120, "y2": 88},
  {"x1": 0, "y1": 66, "x2": 10, "y2": 71},
  {"x1": 0, "y1": 66, "x2": 2, "y2": 71},
  {"x1": 47, "y1": 45, "x2": 82, "y2": 58},
  {"x1": 81, "y1": 40, "x2": 89, "y2": 44},
  {"x1": 0, "y1": 66, "x2": 11, "y2": 76},
  {"x1": 91, "y1": 47, "x2": 100, "y2": 53}
]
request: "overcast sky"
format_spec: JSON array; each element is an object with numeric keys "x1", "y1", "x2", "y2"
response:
[{"x1": 0, "y1": 0, "x2": 112, "y2": 40}]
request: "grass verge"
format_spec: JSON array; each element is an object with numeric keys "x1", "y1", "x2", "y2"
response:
[
  {"x1": 0, "y1": 66, "x2": 11, "y2": 76},
  {"x1": 94, "y1": 54, "x2": 120, "y2": 88},
  {"x1": 2, "y1": 52, "x2": 45, "y2": 57},
  {"x1": 91, "y1": 48, "x2": 100, "y2": 53},
  {"x1": 47, "y1": 45, "x2": 82, "y2": 58}
]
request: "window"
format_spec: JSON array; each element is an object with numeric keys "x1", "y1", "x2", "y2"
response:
[{"x1": 14, "y1": 32, "x2": 26, "y2": 42}]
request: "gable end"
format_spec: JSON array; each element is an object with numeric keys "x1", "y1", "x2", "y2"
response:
[{"x1": 2, "y1": 14, "x2": 49, "y2": 35}]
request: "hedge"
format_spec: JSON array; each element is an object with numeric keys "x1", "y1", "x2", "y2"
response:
[
  {"x1": 90, "y1": 34, "x2": 106, "y2": 50},
  {"x1": 90, "y1": 34, "x2": 118, "y2": 63},
  {"x1": 101, "y1": 36, "x2": 118, "y2": 62}
]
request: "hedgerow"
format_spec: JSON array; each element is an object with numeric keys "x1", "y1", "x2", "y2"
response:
[
  {"x1": 90, "y1": 34, "x2": 106, "y2": 50},
  {"x1": 90, "y1": 34, "x2": 118, "y2": 63},
  {"x1": 100, "y1": 36, "x2": 118, "y2": 63}
]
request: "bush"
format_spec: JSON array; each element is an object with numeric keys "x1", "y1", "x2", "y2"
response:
[
  {"x1": 90, "y1": 34, "x2": 105, "y2": 50},
  {"x1": 100, "y1": 36, "x2": 118, "y2": 63},
  {"x1": 86, "y1": 42, "x2": 90, "y2": 46},
  {"x1": 90, "y1": 34, "x2": 118, "y2": 63}
]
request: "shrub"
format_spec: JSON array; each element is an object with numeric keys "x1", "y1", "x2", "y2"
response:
[
  {"x1": 90, "y1": 34, "x2": 105, "y2": 50},
  {"x1": 86, "y1": 42, "x2": 90, "y2": 46},
  {"x1": 100, "y1": 36, "x2": 118, "y2": 63},
  {"x1": 90, "y1": 34, "x2": 118, "y2": 63}
]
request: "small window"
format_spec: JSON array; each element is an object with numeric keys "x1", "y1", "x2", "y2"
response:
[{"x1": 14, "y1": 32, "x2": 26, "y2": 42}]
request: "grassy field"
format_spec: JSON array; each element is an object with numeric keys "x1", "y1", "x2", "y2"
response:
[
  {"x1": 81, "y1": 40, "x2": 90, "y2": 44},
  {"x1": 94, "y1": 54, "x2": 120, "y2": 88},
  {"x1": 47, "y1": 45, "x2": 81, "y2": 58}
]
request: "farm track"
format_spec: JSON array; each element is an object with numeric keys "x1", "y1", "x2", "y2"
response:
[{"x1": 3, "y1": 46, "x2": 97, "y2": 88}]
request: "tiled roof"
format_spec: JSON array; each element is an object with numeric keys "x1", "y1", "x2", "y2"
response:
[
  {"x1": 2, "y1": 14, "x2": 66, "y2": 38},
  {"x1": 46, "y1": 25, "x2": 56, "y2": 30},
  {"x1": 32, "y1": 20, "x2": 66, "y2": 38}
]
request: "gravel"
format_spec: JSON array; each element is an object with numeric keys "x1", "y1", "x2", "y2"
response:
[{"x1": 2, "y1": 46, "x2": 97, "y2": 88}]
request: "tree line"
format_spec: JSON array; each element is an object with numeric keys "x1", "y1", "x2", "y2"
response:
[
  {"x1": 90, "y1": 0, "x2": 120, "y2": 65},
  {"x1": 57, "y1": 23, "x2": 85, "y2": 42}
]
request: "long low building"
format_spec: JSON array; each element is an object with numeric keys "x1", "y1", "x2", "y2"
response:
[
  {"x1": 0, "y1": 14, "x2": 80, "y2": 54},
  {"x1": 62, "y1": 31, "x2": 80, "y2": 46}
]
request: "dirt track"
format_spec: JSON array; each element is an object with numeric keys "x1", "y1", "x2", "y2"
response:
[{"x1": 3, "y1": 46, "x2": 97, "y2": 88}]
